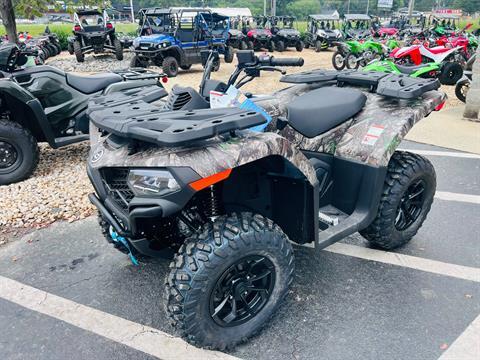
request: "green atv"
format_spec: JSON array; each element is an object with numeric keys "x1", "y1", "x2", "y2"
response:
[{"x1": 363, "y1": 59, "x2": 442, "y2": 80}]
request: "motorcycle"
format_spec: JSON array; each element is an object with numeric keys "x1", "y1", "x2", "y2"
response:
[{"x1": 390, "y1": 44, "x2": 465, "y2": 85}]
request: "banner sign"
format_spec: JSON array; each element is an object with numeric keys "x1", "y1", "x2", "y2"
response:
[{"x1": 377, "y1": 0, "x2": 393, "y2": 9}]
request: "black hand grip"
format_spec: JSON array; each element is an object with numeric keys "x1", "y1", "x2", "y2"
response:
[{"x1": 269, "y1": 57, "x2": 304, "y2": 67}]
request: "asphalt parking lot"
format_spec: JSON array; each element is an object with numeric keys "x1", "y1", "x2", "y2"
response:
[{"x1": 0, "y1": 140, "x2": 479, "y2": 360}]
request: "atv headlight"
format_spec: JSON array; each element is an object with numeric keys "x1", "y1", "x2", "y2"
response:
[
  {"x1": 133, "y1": 39, "x2": 140, "y2": 48},
  {"x1": 127, "y1": 169, "x2": 180, "y2": 196}
]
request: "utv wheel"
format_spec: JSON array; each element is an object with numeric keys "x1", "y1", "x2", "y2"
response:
[
  {"x1": 162, "y1": 56, "x2": 179, "y2": 77},
  {"x1": 345, "y1": 53, "x2": 360, "y2": 69},
  {"x1": 439, "y1": 62, "x2": 463, "y2": 85},
  {"x1": 295, "y1": 40, "x2": 304, "y2": 52},
  {"x1": 0, "y1": 119, "x2": 39, "y2": 185},
  {"x1": 67, "y1": 42, "x2": 74, "y2": 55},
  {"x1": 113, "y1": 38, "x2": 123, "y2": 61},
  {"x1": 315, "y1": 40, "x2": 322, "y2": 52},
  {"x1": 166, "y1": 213, "x2": 294, "y2": 350},
  {"x1": 240, "y1": 40, "x2": 248, "y2": 50},
  {"x1": 73, "y1": 40, "x2": 84, "y2": 62},
  {"x1": 455, "y1": 79, "x2": 469, "y2": 103},
  {"x1": 180, "y1": 64, "x2": 192, "y2": 70},
  {"x1": 267, "y1": 40, "x2": 275, "y2": 52},
  {"x1": 276, "y1": 40, "x2": 285, "y2": 52},
  {"x1": 224, "y1": 45, "x2": 235, "y2": 63},
  {"x1": 360, "y1": 151, "x2": 436, "y2": 250},
  {"x1": 332, "y1": 51, "x2": 346, "y2": 70},
  {"x1": 130, "y1": 55, "x2": 148, "y2": 68},
  {"x1": 247, "y1": 40, "x2": 254, "y2": 50}
]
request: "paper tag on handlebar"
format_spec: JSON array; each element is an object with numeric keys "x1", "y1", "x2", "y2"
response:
[{"x1": 210, "y1": 86, "x2": 272, "y2": 132}]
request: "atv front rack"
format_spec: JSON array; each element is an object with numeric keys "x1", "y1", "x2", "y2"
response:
[
  {"x1": 89, "y1": 99, "x2": 266, "y2": 146},
  {"x1": 280, "y1": 70, "x2": 440, "y2": 100}
]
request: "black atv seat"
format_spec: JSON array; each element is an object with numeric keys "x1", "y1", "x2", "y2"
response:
[
  {"x1": 66, "y1": 72, "x2": 123, "y2": 94},
  {"x1": 287, "y1": 87, "x2": 366, "y2": 138},
  {"x1": 396, "y1": 64, "x2": 432, "y2": 75}
]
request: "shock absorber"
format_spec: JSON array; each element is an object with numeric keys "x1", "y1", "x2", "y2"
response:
[{"x1": 203, "y1": 184, "x2": 224, "y2": 220}]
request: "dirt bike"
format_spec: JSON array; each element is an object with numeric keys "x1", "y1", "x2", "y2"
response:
[
  {"x1": 0, "y1": 43, "x2": 167, "y2": 185},
  {"x1": 86, "y1": 50, "x2": 446, "y2": 350},
  {"x1": 390, "y1": 43, "x2": 465, "y2": 85},
  {"x1": 332, "y1": 39, "x2": 391, "y2": 70},
  {"x1": 363, "y1": 59, "x2": 442, "y2": 79}
]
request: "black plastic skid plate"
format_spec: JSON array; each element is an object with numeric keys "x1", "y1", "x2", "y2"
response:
[
  {"x1": 280, "y1": 69, "x2": 440, "y2": 100},
  {"x1": 89, "y1": 103, "x2": 266, "y2": 146}
]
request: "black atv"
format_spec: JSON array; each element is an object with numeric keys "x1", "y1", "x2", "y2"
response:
[
  {"x1": 227, "y1": 17, "x2": 249, "y2": 50},
  {"x1": 87, "y1": 50, "x2": 445, "y2": 350},
  {"x1": 0, "y1": 43, "x2": 167, "y2": 185},
  {"x1": 268, "y1": 16, "x2": 304, "y2": 52},
  {"x1": 70, "y1": 9, "x2": 123, "y2": 62}
]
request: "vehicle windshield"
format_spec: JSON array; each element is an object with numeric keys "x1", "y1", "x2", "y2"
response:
[
  {"x1": 141, "y1": 14, "x2": 175, "y2": 35},
  {"x1": 79, "y1": 14, "x2": 104, "y2": 27}
]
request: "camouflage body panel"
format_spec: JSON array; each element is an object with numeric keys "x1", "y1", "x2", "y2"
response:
[
  {"x1": 89, "y1": 129, "x2": 319, "y2": 186},
  {"x1": 255, "y1": 84, "x2": 446, "y2": 167}
]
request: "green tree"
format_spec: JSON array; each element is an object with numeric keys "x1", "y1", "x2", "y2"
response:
[
  {"x1": 0, "y1": 0, "x2": 18, "y2": 42},
  {"x1": 14, "y1": 0, "x2": 53, "y2": 19},
  {"x1": 285, "y1": 0, "x2": 320, "y2": 19}
]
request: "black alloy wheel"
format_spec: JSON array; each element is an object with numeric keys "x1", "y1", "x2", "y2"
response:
[
  {"x1": 395, "y1": 179, "x2": 426, "y2": 231},
  {"x1": 210, "y1": 255, "x2": 275, "y2": 327},
  {"x1": 0, "y1": 141, "x2": 19, "y2": 170}
]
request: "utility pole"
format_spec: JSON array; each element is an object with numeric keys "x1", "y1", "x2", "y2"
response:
[
  {"x1": 271, "y1": 0, "x2": 276, "y2": 16},
  {"x1": 366, "y1": 0, "x2": 369, "y2": 15},
  {"x1": 347, "y1": 0, "x2": 350, "y2": 14},
  {"x1": 129, "y1": 0, "x2": 134, "y2": 23},
  {"x1": 408, "y1": 0, "x2": 415, "y2": 17},
  {"x1": 264, "y1": 0, "x2": 267, "y2": 16}
]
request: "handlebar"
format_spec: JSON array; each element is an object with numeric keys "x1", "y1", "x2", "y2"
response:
[{"x1": 266, "y1": 56, "x2": 304, "y2": 67}]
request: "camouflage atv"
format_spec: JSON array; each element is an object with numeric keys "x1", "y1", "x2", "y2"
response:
[{"x1": 86, "y1": 50, "x2": 445, "y2": 350}]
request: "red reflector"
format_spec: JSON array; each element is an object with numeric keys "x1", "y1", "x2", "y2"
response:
[
  {"x1": 161, "y1": 76, "x2": 168, "y2": 83},
  {"x1": 189, "y1": 169, "x2": 232, "y2": 191},
  {"x1": 106, "y1": 23, "x2": 113, "y2": 29},
  {"x1": 74, "y1": 25, "x2": 81, "y2": 31},
  {"x1": 435, "y1": 101, "x2": 446, "y2": 111}
]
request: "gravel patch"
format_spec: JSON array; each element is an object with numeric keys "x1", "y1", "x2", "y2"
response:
[{"x1": 0, "y1": 49, "x2": 462, "y2": 242}]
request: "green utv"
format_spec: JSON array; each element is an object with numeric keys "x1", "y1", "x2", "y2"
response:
[
  {"x1": 0, "y1": 43, "x2": 166, "y2": 185},
  {"x1": 87, "y1": 50, "x2": 445, "y2": 350}
]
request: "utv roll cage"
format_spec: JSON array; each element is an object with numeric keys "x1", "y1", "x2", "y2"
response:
[
  {"x1": 73, "y1": 9, "x2": 108, "y2": 30},
  {"x1": 428, "y1": 14, "x2": 460, "y2": 30},
  {"x1": 268, "y1": 16, "x2": 296, "y2": 30},
  {"x1": 308, "y1": 14, "x2": 341, "y2": 31}
]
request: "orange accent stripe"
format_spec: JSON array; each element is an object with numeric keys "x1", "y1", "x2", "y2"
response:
[{"x1": 189, "y1": 169, "x2": 232, "y2": 191}]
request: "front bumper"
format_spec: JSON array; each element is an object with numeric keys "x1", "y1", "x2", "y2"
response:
[{"x1": 87, "y1": 165, "x2": 200, "y2": 239}]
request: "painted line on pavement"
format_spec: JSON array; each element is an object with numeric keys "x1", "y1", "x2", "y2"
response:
[
  {"x1": 0, "y1": 275, "x2": 239, "y2": 360},
  {"x1": 435, "y1": 191, "x2": 480, "y2": 205},
  {"x1": 398, "y1": 149, "x2": 480, "y2": 159},
  {"x1": 324, "y1": 243, "x2": 480, "y2": 283},
  {"x1": 438, "y1": 313, "x2": 480, "y2": 360}
]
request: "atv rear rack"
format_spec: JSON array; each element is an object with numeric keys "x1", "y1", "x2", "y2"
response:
[
  {"x1": 113, "y1": 68, "x2": 165, "y2": 81},
  {"x1": 89, "y1": 100, "x2": 266, "y2": 146},
  {"x1": 280, "y1": 70, "x2": 440, "y2": 100}
]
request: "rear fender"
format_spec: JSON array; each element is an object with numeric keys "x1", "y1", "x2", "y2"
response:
[
  {"x1": 0, "y1": 79, "x2": 56, "y2": 145},
  {"x1": 411, "y1": 64, "x2": 440, "y2": 77}
]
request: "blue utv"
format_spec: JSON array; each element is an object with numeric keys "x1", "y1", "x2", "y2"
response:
[{"x1": 131, "y1": 8, "x2": 234, "y2": 77}]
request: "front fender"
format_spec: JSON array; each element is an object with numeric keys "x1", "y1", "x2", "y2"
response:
[{"x1": 88, "y1": 131, "x2": 318, "y2": 186}]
